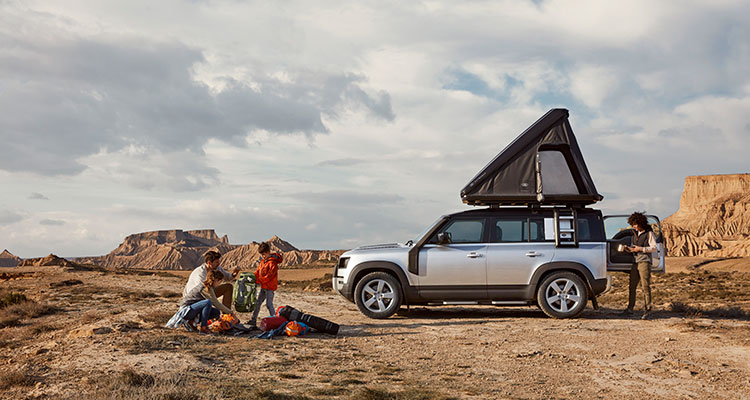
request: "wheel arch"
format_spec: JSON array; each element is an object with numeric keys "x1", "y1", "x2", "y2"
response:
[
  {"x1": 349, "y1": 261, "x2": 418, "y2": 304},
  {"x1": 530, "y1": 261, "x2": 596, "y2": 297}
]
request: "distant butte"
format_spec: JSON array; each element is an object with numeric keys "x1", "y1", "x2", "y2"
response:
[
  {"x1": 663, "y1": 174, "x2": 750, "y2": 257},
  {"x1": 74, "y1": 230, "x2": 343, "y2": 270}
]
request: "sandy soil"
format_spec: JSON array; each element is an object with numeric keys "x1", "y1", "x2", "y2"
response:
[{"x1": 1, "y1": 260, "x2": 749, "y2": 399}]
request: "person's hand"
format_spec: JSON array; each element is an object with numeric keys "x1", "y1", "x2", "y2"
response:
[
  {"x1": 629, "y1": 245, "x2": 640, "y2": 252},
  {"x1": 231, "y1": 266, "x2": 241, "y2": 277}
]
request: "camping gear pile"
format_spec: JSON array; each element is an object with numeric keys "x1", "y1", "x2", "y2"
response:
[{"x1": 256, "y1": 305, "x2": 340, "y2": 339}]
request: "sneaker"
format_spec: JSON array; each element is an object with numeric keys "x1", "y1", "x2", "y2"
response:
[
  {"x1": 620, "y1": 308, "x2": 634, "y2": 316},
  {"x1": 184, "y1": 320, "x2": 197, "y2": 332}
]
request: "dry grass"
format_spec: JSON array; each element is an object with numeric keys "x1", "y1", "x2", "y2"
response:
[
  {"x1": 352, "y1": 387, "x2": 458, "y2": 400},
  {"x1": 140, "y1": 308, "x2": 175, "y2": 325},
  {"x1": 0, "y1": 370, "x2": 35, "y2": 390},
  {"x1": 670, "y1": 302, "x2": 750, "y2": 319},
  {"x1": 0, "y1": 299, "x2": 58, "y2": 328},
  {"x1": 84, "y1": 371, "x2": 201, "y2": 400},
  {"x1": 0, "y1": 290, "x2": 28, "y2": 308}
]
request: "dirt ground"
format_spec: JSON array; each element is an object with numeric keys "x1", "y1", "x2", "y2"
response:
[{"x1": 1, "y1": 258, "x2": 750, "y2": 399}]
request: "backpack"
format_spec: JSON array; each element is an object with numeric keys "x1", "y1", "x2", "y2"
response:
[{"x1": 233, "y1": 272, "x2": 257, "y2": 313}]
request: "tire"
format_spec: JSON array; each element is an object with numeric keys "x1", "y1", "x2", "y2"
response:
[
  {"x1": 354, "y1": 272, "x2": 403, "y2": 319},
  {"x1": 537, "y1": 271, "x2": 588, "y2": 319}
]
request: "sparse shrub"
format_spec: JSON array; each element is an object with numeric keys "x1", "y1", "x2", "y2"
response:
[
  {"x1": 0, "y1": 291, "x2": 27, "y2": 309},
  {"x1": 351, "y1": 387, "x2": 457, "y2": 400},
  {"x1": 119, "y1": 368, "x2": 155, "y2": 387},
  {"x1": 159, "y1": 290, "x2": 181, "y2": 298},
  {"x1": 140, "y1": 309, "x2": 176, "y2": 325},
  {"x1": 0, "y1": 370, "x2": 34, "y2": 389},
  {"x1": 0, "y1": 299, "x2": 57, "y2": 328},
  {"x1": 81, "y1": 310, "x2": 100, "y2": 324},
  {"x1": 251, "y1": 389, "x2": 312, "y2": 400}
]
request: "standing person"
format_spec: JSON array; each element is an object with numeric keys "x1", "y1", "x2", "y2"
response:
[
  {"x1": 621, "y1": 212, "x2": 658, "y2": 320},
  {"x1": 247, "y1": 242, "x2": 282, "y2": 328},
  {"x1": 182, "y1": 250, "x2": 240, "y2": 310}
]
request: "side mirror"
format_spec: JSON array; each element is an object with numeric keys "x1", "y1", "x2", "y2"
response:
[{"x1": 437, "y1": 232, "x2": 451, "y2": 245}]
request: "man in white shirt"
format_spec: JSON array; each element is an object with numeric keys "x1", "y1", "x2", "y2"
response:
[{"x1": 182, "y1": 250, "x2": 241, "y2": 309}]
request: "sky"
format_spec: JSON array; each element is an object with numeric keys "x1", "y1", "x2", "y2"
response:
[{"x1": 1, "y1": 0, "x2": 749, "y2": 257}]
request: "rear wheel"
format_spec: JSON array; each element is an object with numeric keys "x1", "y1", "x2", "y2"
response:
[
  {"x1": 354, "y1": 272, "x2": 402, "y2": 319},
  {"x1": 537, "y1": 272, "x2": 588, "y2": 319}
]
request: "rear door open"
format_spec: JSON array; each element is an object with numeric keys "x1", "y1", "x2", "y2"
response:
[{"x1": 603, "y1": 215, "x2": 666, "y2": 273}]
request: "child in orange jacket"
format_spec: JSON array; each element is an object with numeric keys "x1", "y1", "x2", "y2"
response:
[{"x1": 248, "y1": 242, "x2": 282, "y2": 328}]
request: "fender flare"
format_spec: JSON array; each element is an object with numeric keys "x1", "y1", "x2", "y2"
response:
[
  {"x1": 348, "y1": 261, "x2": 419, "y2": 303},
  {"x1": 530, "y1": 261, "x2": 596, "y2": 295}
]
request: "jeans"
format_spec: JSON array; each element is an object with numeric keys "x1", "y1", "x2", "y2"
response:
[
  {"x1": 185, "y1": 299, "x2": 220, "y2": 327},
  {"x1": 250, "y1": 288, "x2": 275, "y2": 325}
]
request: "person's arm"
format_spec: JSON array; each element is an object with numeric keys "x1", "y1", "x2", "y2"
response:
[
  {"x1": 202, "y1": 287, "x2": 233, "y2": 314},
  {"x1": 632, "y1": 232, "x2": 657, "y2": 253}
]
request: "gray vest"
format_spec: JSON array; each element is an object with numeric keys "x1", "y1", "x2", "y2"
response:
[{"x1": 632, "y1": 231, "x2": 653, "y2": 264}]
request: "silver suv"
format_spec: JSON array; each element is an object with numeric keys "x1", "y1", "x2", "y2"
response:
[
  {"x1": 333, "y1": 108, "x2": 666, "y2": 319},
  {"x1": 333, "y1": 208, "x2": 665, "y2": 319}
]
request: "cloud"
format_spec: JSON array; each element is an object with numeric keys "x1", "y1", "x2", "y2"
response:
[
  {"x1": 28, "y1": 192, "x2": 49, "y2": 200},
  {"x1": 40, "y1": 219, "x2": 65, "y2": 226},
  {"x1": 0, "y1": 210, "x2": 24, "y2": 225},
  {"x1": 0, "y1": 5, "x2": 394, "y2": 179},
  {"x1": 316, "y1": 158, "x2": 368, "y2": 167}
]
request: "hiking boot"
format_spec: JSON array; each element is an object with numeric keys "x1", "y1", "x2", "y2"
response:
[
  {"x1": 620, "y1": 308, "x2": 634, "y2": 316},
  {"x1": 184, "y1": 320, "x2": 197, "y2": 332},
  {"x1": 641, "y1": 311, "x2": 651, "y2": 320}
]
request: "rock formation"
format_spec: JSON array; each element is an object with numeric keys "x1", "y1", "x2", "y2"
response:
[
  {"x1": 18, "y1": 254, "x2": 72, "y2": 267},
  {"x1": 75, "y1": 230, "x2": 343, "y2": 270},
  {"x1": 220, "y1": 235, "x2": 343, "y2": 269},
  {"x1": 75, "y1": 229, "x2": 235, "y2": 270},
  {"x1": 0, "y1": 249, "x2": 21, "y2": 267},
  {"x1": 663, "y1": 174, "x2": 750, "y2": 257}
]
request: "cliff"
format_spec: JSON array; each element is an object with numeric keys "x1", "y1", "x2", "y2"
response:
[
  {"x1": 663, "y1": 174, "x2": 750, "y2": 257},
  {"x1": 76, "y1": 229, "x2": 237, "y2": 270},
  {"x1": 74, "y1": 231, "x2": 343, "y2": 270},
  {"x1": 0, "y1": 249, "x2": 21, "y2": 267},
  {"x1": 18, "y1": 254, "x2": 72, "y2": 267},
  {"x1": 220, "y1": 235, "x2": 343, "y2": 269}
]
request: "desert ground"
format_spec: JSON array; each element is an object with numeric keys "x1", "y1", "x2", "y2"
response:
[{"x1": 1, "y1": 258, "x2": 750, "y2": 399}]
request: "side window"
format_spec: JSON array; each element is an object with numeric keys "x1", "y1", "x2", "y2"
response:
[
  {"x1": 577, "y1": 218, "x2": 591, "y2": 241},
  {"x1": 493, "y1": 218, "x2": 526, "y2": 242},
  {"x1": 432, "y1": 219, "x2": 485, "y2": 244},
  {"x1": 529, "y1": 218, "x2": 547, "y2": 242}
]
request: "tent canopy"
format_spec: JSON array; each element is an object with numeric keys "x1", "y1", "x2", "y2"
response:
[{"x1": 461, "y1": 108, "x2": 603, "y2": 206}]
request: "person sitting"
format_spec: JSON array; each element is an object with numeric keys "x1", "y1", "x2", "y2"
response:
[
  {"x1": 167, "y1": 269, "x2": 234, "y2": 332},
  {"x1": 182, "y1": 250, "x2": 240, "y2": 310}
]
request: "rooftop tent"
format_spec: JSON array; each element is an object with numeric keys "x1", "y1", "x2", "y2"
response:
[{"x1": 461, "y1": 108, "x2": 603, "y2": 206}]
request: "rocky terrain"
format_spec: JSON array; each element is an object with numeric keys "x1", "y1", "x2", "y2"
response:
[
  {"x1": 74, "y1": 230, "x2": 342, "y2": 270},
  {"x1": 663, "y1": 174, "x2": 750, "y2": 257},
  {"x1": 0, "y1": 258, "x2": 749, "y2": 399}
]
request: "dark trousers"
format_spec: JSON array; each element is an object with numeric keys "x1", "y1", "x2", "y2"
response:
[{"x1": 627, "y1": 261, "x2": 652, "y2": 311}]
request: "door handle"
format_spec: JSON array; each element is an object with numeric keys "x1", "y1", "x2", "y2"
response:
[
  {"x1": 467, "y1": 252, "x2": 482, "y2": 258},
  {"x1": 525, "y1": 251, "x2": 540, "y2": 257}
]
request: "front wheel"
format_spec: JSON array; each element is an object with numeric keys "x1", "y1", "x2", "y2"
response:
[
  {"x1": 354, "y1": 272, "x2": 403, "y2": 319},
  {"x1": 537, "y1": 272, "x2": 588, "y2": 319}
]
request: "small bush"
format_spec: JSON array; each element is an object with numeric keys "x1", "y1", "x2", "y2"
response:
[
  {"x1": 0, "y1": 370, "x2": 34, "y2": 390},
  {"x1": 0, "y1": 300, "x2": 57, "y2": 328},
  {"x1": 119, "y1": 368, "x2": 155, "y2": 387},
  {"x1": 0, "y1": 291, "x2": 27, "y2": 309}
]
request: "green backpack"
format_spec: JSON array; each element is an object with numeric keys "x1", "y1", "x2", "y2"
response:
[{"x1": 233, "y1": 272, "x2": 257, "y2": 313}]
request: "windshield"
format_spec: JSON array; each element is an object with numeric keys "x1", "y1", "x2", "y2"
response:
[{"x1": 413, "y1": 216, "x2": 446, "y2": 243}]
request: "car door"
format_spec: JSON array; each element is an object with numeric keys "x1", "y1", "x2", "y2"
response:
[
  {"x1": 417, "y1": 217, "x2": 488, "y2": 300},
  {"x1": 604, "y1": 215, "x2": 666, "y2": 273},
  {"x1": 486, "y1": 216, "x2": 554, "y2": 300}
]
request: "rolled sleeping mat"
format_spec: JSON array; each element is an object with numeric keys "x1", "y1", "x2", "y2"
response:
[
  {"x1": 259, "y1": 316, "x2": 288, "y2": 332},
  {"x1": 278, "y1": 306, "x2": 340, "y2": 335}
]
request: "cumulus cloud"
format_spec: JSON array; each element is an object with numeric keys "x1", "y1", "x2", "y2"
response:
[
  {"x1": 40, "y1": 219, "x2": 65, "y2": 226},
  {"x1": 0, "y1": 210, "x2": 24, "y2": 225},
  {"x1": 28, "y1": 192, "x2": 49, "y2": 200},
  {"x1": 0, "y1": 4, "x2": 394, "y2": 180}
]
